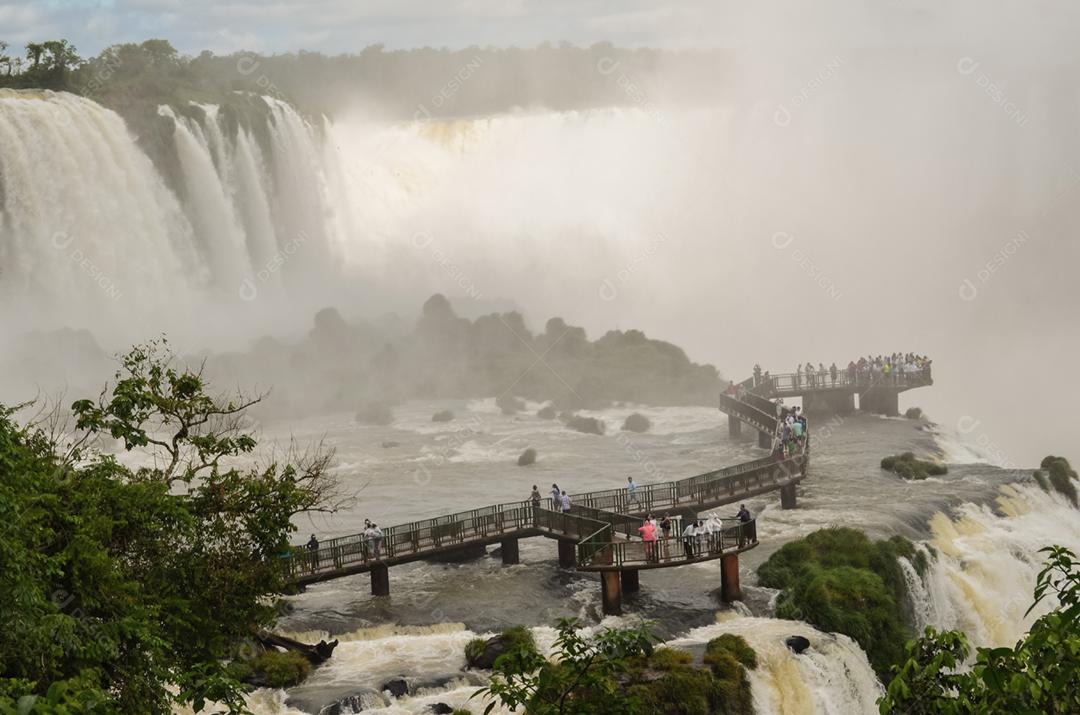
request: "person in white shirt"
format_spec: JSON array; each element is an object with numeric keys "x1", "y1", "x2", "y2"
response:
[{"x1": 682, "y1": 521, "x2": 698, "y2": 559}]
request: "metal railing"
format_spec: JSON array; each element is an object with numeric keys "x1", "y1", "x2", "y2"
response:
[
  {"x1": 717, "y1": 393, "x2": 776, "y2": 433},
  {"x1": 578, "y1": 518, "x2": 758, "y2": 569},
  {"x1": 751, "y1": 367, "x2": 932, "y2": 394}
]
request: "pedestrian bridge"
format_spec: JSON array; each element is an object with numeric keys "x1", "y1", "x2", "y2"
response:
[{"x1": 284, "y1": 361, "x2": 919, "y2": 614}]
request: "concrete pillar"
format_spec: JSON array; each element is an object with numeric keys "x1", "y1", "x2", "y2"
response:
[
  {"x1": 728, "y1": 417, "x2": 742, "y2": 437},
  {"x1": 758, "y1": 430, "x2": 772, "y2": 449},
  {"x1": 601, "y1": 570, "x2": 622, "y2": 615},
  {"x1": 500, "y1": 538, "x2": 520, "y2": 565},
  {"x1": 370, "y1": 564, "x2": 390, "y2": 596},
  {"x1": 880, "y1": 391, "x2": 899, "y2": 417},
  {"x1": 557, "y1": 538, "x2": 577, "y2": 568},
  {"x1": 720, "y1": 553, "x2": 742, "y2": 602},
  {"x1": 621, "y1": 569, "x2": 640, "y2": 594},
  {"x1": 780, "y1": 482, "x2": 798, "y2": 510}
]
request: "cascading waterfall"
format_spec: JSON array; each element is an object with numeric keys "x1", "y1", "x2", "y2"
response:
[
  {"x1": 0, "y1": 89, "x2": 200, "y2": 332},
  {"x1": 902, "y1": 482, "x2": 1080, "y2": 648}
]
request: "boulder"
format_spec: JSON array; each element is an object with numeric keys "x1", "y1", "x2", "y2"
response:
[
  {"x1": 465, "y1": 634, "x2": 511, "y2": 670},
  {"x1": 537, "y1": 404, "x2": 557, "y2": 420},
  {"x1": 904, "y1": 406, "x2": 923, "y2": 420},
  {"x1": 381, "y1": 440, "x2": 400, "y2": 448},
  {"x1": 356, "y1": 401, "x2": 394, "y2": 425},
  {"x1": 496, "y1": 394, "x2": 527, "y2": 415},
  {"x1": 566, "y1": 415, "x2": 605, "y2": 435},
  {"x1": 517, "y1": 448, "x2": 537, "y2": 466},
  {"x1": 785, "y1": 635, "x2": 811, "y2": 654},
  {"x1": 428, "y1": 705, "x2": 454, "y2": 715},
  {"x1": 381, "y1": 677, "x2": 410, "y2": 698},
  {"x1": 318, "y1": 690, "x2": 387, "y2": 714},
  {"x1": 432, "y1": 409, "x2": 455, "y2": 422},
  {"x1": 621, "y1": 413, "x2": 651, "y2": 433}
]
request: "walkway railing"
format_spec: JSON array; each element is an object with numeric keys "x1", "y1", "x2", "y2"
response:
[
  {"x1": 579, "y1": 518, "x2": 758, "y2": 570},
  {"x1": 752, "y1": 367, "x2": 932, "y2": 394}
]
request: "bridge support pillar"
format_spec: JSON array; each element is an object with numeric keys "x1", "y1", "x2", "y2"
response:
[
  {"x1": 758, "y1": 430, "x2": 772, "y2": 449},
  {"x1": 500, "y1": 538, "x2": 520, "y2": 565},
  {"x1": 780, "y1": 482, "x2": 798, "y2": 510},
  {"x1": 728, "y1": 417, "x2": 742, "y2": 437},
  {"x1": 860, "y1": 390, "x2": 898, "y2": 416},
  {"x1": 557, "y1": 538, "x2": 577, "y2": 569},
  {"x1": 601, "y1": 570, "x2": 622, "y2": 615},
  {"x1": 720, "y1": 553, "x2": 742, "y2": 602},
  {"x1": 804, "y1": 391, "x2": 856, "y2": 416},
  {"x1": 621, "y1": 569, "x2": 640, "y2": 594},
  {"x1": 370, "y1": 564, "x2": 390, "y2": 597}
]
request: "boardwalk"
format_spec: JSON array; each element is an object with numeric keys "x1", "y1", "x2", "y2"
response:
[{"x1": 285, "y1": 360, "x2": 930, "y2": 614}]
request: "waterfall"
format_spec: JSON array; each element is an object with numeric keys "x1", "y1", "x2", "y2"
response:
[
  {"x1": 0, "y1": 89, "x2": 200, "y2": 335},
  {"x1": 906, "y1": 482, "x2": 1080, "y2": 648}
]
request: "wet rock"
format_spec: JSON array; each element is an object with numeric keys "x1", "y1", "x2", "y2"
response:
[
  {"x1": 381, "y1": 677, "x2": 410, "y2": 698},
  {"x1": 317, "y1": 690, "x2": 386, "y2": 714},
  {"x1": 621, "y1": 412, "x2": 651, "y2": 433},
  {"x1": 566, "y1": 415, "x2": 605, "y2": 435},
  {"x1": 496, "y1": 394, "x2": 526, "y2": 415},
  {"x1": 537, "y1": 404, "x2": 557, "y2": 419},
  {"x1": 904, "y1": 406, "x2": 923, "y2": 420},
  {"x1": 517, "y1": 448, "x2": 537, "y2": 466},
  {"x1": 465, "y1": 634, "x2": 510, "y2": 669},
  {"x1": 785, "y1": 635, "x2": 811, "y2": 654},
  {"x1": 432, "y1": 409, "x2": 455, "y2": 422},
  {"x1": 356, "y1": 401, "x2": 394, "y2": 425},
  {"x1": 428, "y1": 705, "x2": 454, "y2": 715},
  {"x1": 381, "y1": 441, "x2": 400, "y2": 448}
]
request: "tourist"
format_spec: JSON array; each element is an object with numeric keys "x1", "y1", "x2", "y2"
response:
[
  {"x1": 694, "y1": 519, "x2": 708, "y2": 554},
  {"x1": 627, "y1": 476, "x2": 639, "y2": 505},
  {"x1": 737, "y1": 504, "x2": 751, "y2": 523},
  {"x1": 682, "y1": 520, "x2": 697, "y2": 559},
  {"x1": 660, "y1": 513, "x2": 673, "y2": 557},
  {"x1": 725, "y1": 380, "x2": 737, "y2": 397},
  {"x1": 638, "y1": 517, "x2": 658, "y2": 562},
  {"x1": 364, "y1": 524, "x2": 378, "y2": 559},
  {"x1": 529, "y1": 485, "x2": 542, "y2": 508},
  {"x1": 306, "y1": 534, "x2": 319, "y2": 552},
  {"x1": 560, "y1": 490, "x2": 572, "y2": 513},
  {"x1": 372, "y1": 523, "x2": 384, "y2": 560},
  {"x1": 550, "y1": 483, "x2": 561, "y2": 507}
]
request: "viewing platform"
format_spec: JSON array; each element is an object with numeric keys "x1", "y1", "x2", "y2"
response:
[{"x1": 284, "y1": 360, "x2": 927, "y2": 615}]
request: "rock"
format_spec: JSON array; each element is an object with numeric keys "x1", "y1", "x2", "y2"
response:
[
  {"x1": 356, "y1": 401, "x2": 394, "y2": 425},
  {"x1": 566, "y1": 415, "x2": 605, "y2": 435},
  {"x1": 381, "y1": 440, "x2": 400, "y2": 448},
  {"x1": 517, "y1": 448, "x2": 537, "y2": 466},
  {"x1": 496, "y1": 394, "x2": 527, "y2": 415},
  {"x1": 904, "y1": 406, "x2": 923, "y2": 420},
  {"x1": 785, "y1": 635, "x2": 811, "y2": 654},
  {"x1": 465, "y1": 634, "x2": 511, "y2": 670},
  {"x1": 537, "y1": 404, "x2": 557, "y2": 420},
  {"x1": 381, "y1": 677, "x2": 410, "y2": 698},
  {"x1": 318, "y1": 690, "x2": 387, "y2": 714},
  {"x1": 428, "y1": 705, "x2": 454, "y2": 715},
  {"x1": 432, "y1": 409, "x2": 455, "y2": 422},
  {"x1": 621, "y1": 412, "x2": 651, "y2": 433}
]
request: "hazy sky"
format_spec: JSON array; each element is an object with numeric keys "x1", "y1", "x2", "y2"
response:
[{"x1": 4, "y1": 0, "x2": 1079, "y2": 58}]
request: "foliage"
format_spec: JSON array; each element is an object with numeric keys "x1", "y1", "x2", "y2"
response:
[
  {"x1": 1034, "y1": 456, "x2": 1078, "y2": 507},
  {"x1": 880, "y1": 546, "x2": 1080, "y2": 714},
  {"x1": 880, "y1": 452, "x2": 947, "y2": 480},
  {"x1": 758, "y1": 528, "x2": 916, "y2": 677},
  {"x1": 253, "y1": 651, "x2": 310, "y2": 689},
  {"x1": 464, "y1": 638, "x2": 488, "y2": 667},
  {"x1": 474, "y1": 618, "x2": 655, "y2": 715},
  {"x1": 0, "y1": 340, "x2": 338, "y2": 713},
  {"x1": 474, "y1": 621, "x2": 756, "y2": 715}
]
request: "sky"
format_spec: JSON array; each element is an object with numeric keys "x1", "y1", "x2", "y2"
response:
[{"x1": 3, "y1": 0, "x2": 1079, "y2": 59}]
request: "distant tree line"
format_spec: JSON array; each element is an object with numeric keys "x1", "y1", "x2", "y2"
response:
[{"x1": 0, "y1": 37, "x2": 730, "y2": 119}]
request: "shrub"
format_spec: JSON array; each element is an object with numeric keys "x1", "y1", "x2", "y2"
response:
[
  {"x1": 758, "y1": 527, "x2": 915, "y2": 677},
  {"x1": 648, "y1": 647, "x2": 693, "y2": 671},
  {"x1": 254, "y1": 650, "x2": 310, "y2": 688},
  {"x1": 1040, "y1": 456, "x2": 1078, "y2": 507},
  {"x1": 880, "y1": 452, "x2": 947, "y2": 481},
  {"x1": 432, "y1": 409, "x2": 455, "y2": 422},
  {"x1": 704, "y1": 634, "x2": 757, "y2": 671},
  {"x1": 517, "y1": 448, "x2": 537, "y2": 466},
  {"x1": 904, "y1": 407, "x2": 923, "y2": 420},
  {"x1": 566, "y1": 415, "x2": 605, "y2": 435},
  {"x1": 464, "y1": 638, "x2": 487, "y2": 667},
  {"x1": 537, "y1": 405, "x2": 557, "y2": 419}
]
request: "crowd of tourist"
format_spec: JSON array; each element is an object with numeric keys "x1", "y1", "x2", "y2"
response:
[{"x1": 751, "y1": 353, "x2": 932, "y2": 390}]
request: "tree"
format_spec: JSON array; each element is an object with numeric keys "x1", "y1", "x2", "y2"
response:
[
  {"x1": 0, "y1": 339, "x2": 342, "y2": 713},
  {"x1": 879, "y1": 546, "x2": 1080, "y2": 714}
]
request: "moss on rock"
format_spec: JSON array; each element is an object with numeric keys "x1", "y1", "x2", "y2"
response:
[{"x1": 880, "y1": 452, "x2": 947, "y2": 480}]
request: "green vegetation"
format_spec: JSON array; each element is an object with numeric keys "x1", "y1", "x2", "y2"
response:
[
  {"x1": 758, "y1": 527, "x2": 918, "y2": 677},
  {"x1": 253, "y1": 651, "x2": 310, "y2": 689},
  {"x1": 474, "y1": 619, "x2": 756, "y2": 715},
  {"x1": 880, "y1": 546, "x2": 1080, "y2": 714},
  {"x1": 1033, "y1": 456, "x2": 1078, "y2": 507},
  {"x1": 880, "y1": 452, "x2": 948, "y2": 480},
  {"x1": 465, "y1": 625, "x2": 539, "y2": 672},
  {"x1": 0, "y1": 339, "x2": 337, "y2": 713}
]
